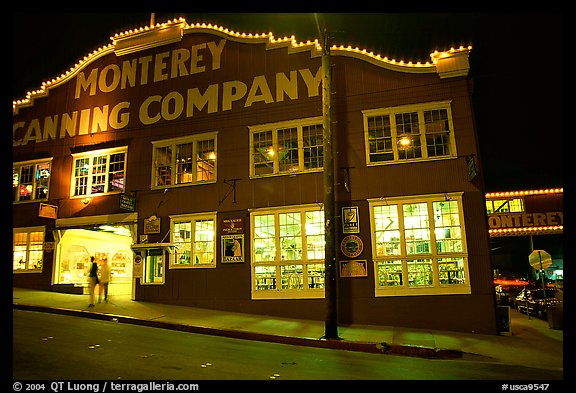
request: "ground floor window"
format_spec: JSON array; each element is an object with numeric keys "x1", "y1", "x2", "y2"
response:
[
  {"x1": 170, "y1": 213, "x2": 216, "y2": 268},
  {"x1": 13, "y1": 227, "x2": 45, "y2": 272},
  {"x1": 142, "y1": 248, "x2": 165, "y2": 284},
  {"x1": 369, "y1": 193, "x2": 471, "y2": 296},
  {"x1": 251, "y1": 204, "x2": 325, "y2": 299}
]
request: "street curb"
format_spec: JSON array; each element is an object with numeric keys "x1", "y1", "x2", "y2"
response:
[{"x1": 13, "y1": 303, "x2": 463, "y2": 359}]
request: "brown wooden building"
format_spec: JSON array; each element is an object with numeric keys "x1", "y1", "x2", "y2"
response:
[{"x1": 13, "y1": 18, "x2": 497, "y2": 334}]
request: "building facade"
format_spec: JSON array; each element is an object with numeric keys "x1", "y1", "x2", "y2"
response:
[{"x1": 13, "y1": 18, "x2": 497, "y2": 334}]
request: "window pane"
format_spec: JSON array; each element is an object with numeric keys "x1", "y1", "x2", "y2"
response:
[
  {"x1": 255, "y1": 265, "x2": 277, "y2": 290},
  {"x1": 438, "y1": 257, "x2": 466, "y2": 284},
  {"x1": 373, "y1": 205, "x2": 401, "y2": 256},
  {"x1": 155, "y1": 146, "x2": 173, "y2": 186},
  {"x1": 91, "y1": 155, "x2": 107, "y2": 194},
  {"x1": 279, "y1": 212, "x2": 302, "y2": 261},
  {"x1": 35, "y1": 162, "x2": 51, "y2": 199},
  {"x1": 278, "y1": 127, "x2": 299, "y2": 173},
  {"x1": 28, "y1": 231, "x2": 44, "y2": 270},
  {"x1": 377, "y1": 260, "x2": 403, "y2": 287},
  {"x1": 196, "y1": 139, "x2": 216, "y2": 181},
  {"x1": 253, "y1": 131, "x2": 274, "y2": 175},
  {"x1": 433, "y1": 200, "x2": 463, "y2": 253},
  {"x1": 424, "y1": 109, "x2": 450, "y2": 157},
  {"x1": 303, "y1": 124, "x2": 323, "y2": 169},
  {"x1": 173, "y1": 222, "x2": 192, "y2": 265},
  {"x1": 176, "y1": 143, "x2": 194, "y2": 184},
  {"x1": 403, "y1": 203, "x2": 430, "y2": 254},
  {"x1": 13, "y1": 232, "x2": 28, "y2": 270},
  {"x1": 108, "y1": 153, "x2": 125, "y2": 192},
  {"x1": 305, "y1": 211, "x2": 325, "y2": 260},
  {"x1": 367, "y1": 115, "x2": 393, "y2": 162},
  {"x1": 74, "y1": 158, "x2": 90, "y2": 196},
  {"x1": 307, "y1": 263, "x2": 325, "y2": 289},
  {"x1": 194, "y1": 219, "x2": 214, "y2": 265},
  {"x1": 144, "y1": 253, "x2": 164, "y2": 283},
  {"x1": 281, "y1": 264, "x2": 303, "y2": 289},
  {"x1": 407, "y1": 259, "x2": 433, "y2": 287},
  {"x1": 396, "y1": 112, "x2": 422, "y2": 159},
  {"x1": 254, "y1": 215, "x2": 276, "y2": 262}
]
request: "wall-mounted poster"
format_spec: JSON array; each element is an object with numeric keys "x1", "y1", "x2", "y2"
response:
[
  {"x1": 222, "y1": 234, "x2": 244, "y2": 263},
  {"x1": 340, "y1": 260, "x2": 368, "y2": 277}
]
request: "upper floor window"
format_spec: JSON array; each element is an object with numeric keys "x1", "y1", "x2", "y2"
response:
[
  {"x1": 369, "y1": 193, "x2": 470, "y2": 296},
  {"x1": 363, "y1": 101, "x2": 456, "y2": 165},
  {"x1": 152, "y1": 132, "x2": 217, "y2": 189},
  {"x1": 71, "y1": 147, "x2": 126, "y2": 197},
  {"x1": 13, "y1": 227, "x2": 45, "y2": 272},
  {"x1": 249, "y1": 117, "x2": 323, "y2": 177},
  {"x1": 170, "y1": 213, "x2": 216, "y2": 268},
  {"x1": 13, "y1": 159, "x2": 52, "y2": 202},
  {"x1": 486, "y1": 198, "x2": 524, "y2": 214}
]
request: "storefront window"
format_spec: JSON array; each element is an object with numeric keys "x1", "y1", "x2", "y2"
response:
[
  {"x1": 13, "y1": 228, "x2": 44, "y2": 272},
  {"x1": 251, "y1": 205, "x2": 325, "y2": 299},
  {"x1": 370, "y1": 194, "x2": 470, "y2": 296},
  {"x1": 170, "y1": 213, "x2": 216, "y2": 268}
]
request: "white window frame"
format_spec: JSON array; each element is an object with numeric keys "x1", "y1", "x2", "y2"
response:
[
  {"x1": 70, "y1": 147, "x2": 127, "y2": 198},
  {"x1": 368, "y1": 193, "x2": 471, "y2": 296},
  {"x1": 249, "y1": 117, "x2": 324, "y2": 178},
  {"x1": 13, "y1": 158, "x2": 53, "y2": 203},
  {"x1": 363, "y1": 101, "x2": 457, "y2": 166},
  {"x1": 169, "y1": 212, "x2": 217, "y2": 269},
  {"x1": 13, "y1": 226, "x2": 45, "y2": 273},
  {"x1": 151, "y1": 132, "x2": 218, "y2": 190},
  {"x1": 250, "y1": 204, "x2": 326, "y2": 300}
]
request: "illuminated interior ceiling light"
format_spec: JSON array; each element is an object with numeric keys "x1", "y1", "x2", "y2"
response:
[{"x1": 397, "y1": 136, "x2": 412, "y2": 149}]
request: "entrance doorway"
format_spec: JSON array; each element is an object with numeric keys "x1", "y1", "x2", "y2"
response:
[{"x1": 54, "y1": 226, "x2": 134, "y2": 296}]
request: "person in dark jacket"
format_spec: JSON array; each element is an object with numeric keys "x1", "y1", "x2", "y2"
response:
[{"x1": 88, "y1": 257, "x2": 99, "y2": 307}]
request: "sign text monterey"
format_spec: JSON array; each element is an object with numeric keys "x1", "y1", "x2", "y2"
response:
[{"x1": 14, "y1": 38, "x2": 322, "y2": 146}]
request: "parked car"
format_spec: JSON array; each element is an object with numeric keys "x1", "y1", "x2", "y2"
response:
[
  {"x1": 514, "y1": 288, "x2": 559, "y2": 319},
  {"x1": 495, "y1": 284, "x2": 524, "y2": 306}
]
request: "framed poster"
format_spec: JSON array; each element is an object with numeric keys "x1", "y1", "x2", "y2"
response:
[
  {"x1": 221, "y1": 234, "x2": 244, "y2": 263},
  {"x1": 340, "y1": 260, "x2": 368, "y2": 277}
]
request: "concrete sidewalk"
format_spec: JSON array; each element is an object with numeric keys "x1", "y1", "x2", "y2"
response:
[{"x1": 12, "y1": 288, "x2": 563, "y2": 371}]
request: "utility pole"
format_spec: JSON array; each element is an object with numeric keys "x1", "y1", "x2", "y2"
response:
[{"x1": 316, "y1": 15, "x2": 339, "y2": 340}]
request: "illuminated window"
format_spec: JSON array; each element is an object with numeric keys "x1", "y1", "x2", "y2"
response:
[
  {"x1": 170, "y1": 213, "x2": 216, "y2": 268},
  {"x1": 363, "y1": 101, "x2": 455, "y2": 165},
  {"x1": 251, "y1": 205, "x2": 325, "y2": 299},
  {"x1": 370, "y1": 194, "x2": 470, "y2": 296},
  {"x1": 71, "y1": 147, "x2": 126, "y2": 197},
  {"x1": 250, "y1": 117, "x2": 323, "y2": 177},
  {"x1": 13, "y1": 160, "x2": 52, "y2": 202},
  {"x1": 152, "y1": 132, "x2": 217, "y2": 188},
  {"x1": 485, "y1": 198, "x2": 524, "y2": 214},
  {"x1": 13, "y1": 227, "x2": 44, "y2": 272}
]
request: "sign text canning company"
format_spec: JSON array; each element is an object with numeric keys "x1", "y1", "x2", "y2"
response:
[{"x1": 14, "y1": 38, "x2": 322, "y2": 146}]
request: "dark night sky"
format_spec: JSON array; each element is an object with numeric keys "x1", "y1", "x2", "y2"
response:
[{"x1": 12, "y1": 13, "x2": 564, "y2": 192}]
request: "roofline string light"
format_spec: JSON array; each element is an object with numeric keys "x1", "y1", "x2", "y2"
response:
[
  {"x1": 485, "y1": 188, "x2": 563, "y2": 198},
  {"x1": 13, "y1": 16, "x2": 472, "y2": 113}
]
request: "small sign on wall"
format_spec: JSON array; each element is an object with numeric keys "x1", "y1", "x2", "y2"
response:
[
  {"x1": 339, "y1": 260, "x2": 368, "y2": 277},
  {"x1": 144, "y1": 216, "x2": 161, "y2": 234},
  {"x1": 342, "y1": 206, "x2": 359, "y2": 233}
]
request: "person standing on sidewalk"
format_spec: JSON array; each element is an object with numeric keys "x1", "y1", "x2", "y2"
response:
[
  {"x1": 98, "y1": 259, "x2": 111, "y2": 303},
  {"x1": 88, "y1": 257, "x2": 99, "y2": 307}
]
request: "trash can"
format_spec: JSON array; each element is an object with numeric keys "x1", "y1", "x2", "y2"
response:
[{"x1": 547, "y1": 306, "x2": 563, "y2": 330}]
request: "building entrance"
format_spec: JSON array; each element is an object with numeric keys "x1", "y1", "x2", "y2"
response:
[{"x1": 54, "y1": 227, "x2": 134, "y2": 296}]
